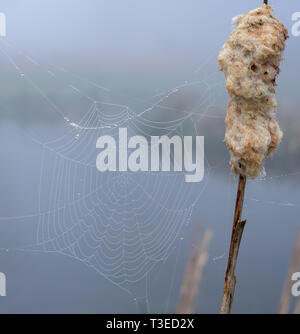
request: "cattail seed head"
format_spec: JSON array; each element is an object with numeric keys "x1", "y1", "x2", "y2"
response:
[{"x1": 218, "y1": 4, "x2": 288, "y2": 178}]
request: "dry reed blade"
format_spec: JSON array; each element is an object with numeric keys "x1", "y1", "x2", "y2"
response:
[
  {"x1": 177, "y1": 227, "x2": 213, "y2": 314},
  {"x1": 221, "y1": 174, "x2": 247, "y2": 314}
]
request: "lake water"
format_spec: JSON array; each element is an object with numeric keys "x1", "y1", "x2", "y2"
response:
[{"x1": 0, "y1": 122, "x2": 299, "y2": 314}]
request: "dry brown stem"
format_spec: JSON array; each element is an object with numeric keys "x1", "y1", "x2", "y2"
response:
[
  {"x1": 221, "y1": 174, "x2": 247, "y2": 314},
  {"x1": 177, "y1": 228, "x2": 213, "y2": 314}
]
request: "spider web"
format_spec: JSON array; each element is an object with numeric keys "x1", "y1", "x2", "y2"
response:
[
  {"x1": 0, "y1": 38, "x2": 221, "y2": 299},
  {"x1": 0, "y1": 32, "x2": 299, "y2": 313}
]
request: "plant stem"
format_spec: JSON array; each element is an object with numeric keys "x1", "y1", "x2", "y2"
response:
[
  {"x1": 221, "y1": 174, "x2": 247, "y2": 314},
  {"x1": 177, "y1": 228, "x2": 213, "y2": 314}
]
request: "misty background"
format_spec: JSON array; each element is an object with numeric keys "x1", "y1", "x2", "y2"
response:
[{"x1": 0, "y1": 0, "x2": 299, "y2": 313}]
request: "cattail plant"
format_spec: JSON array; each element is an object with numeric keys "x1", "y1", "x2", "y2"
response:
[
  {"x1": 217, "y1": 1, "x2": 288, "y2": 313},
  {"x1": 177, "y1": 227, "x2": 213, "y2": 314}
]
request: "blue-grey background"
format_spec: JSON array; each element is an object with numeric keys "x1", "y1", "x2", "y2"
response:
[{"x1": 0, "y1": 0, "x2": 299, "y2": 313}]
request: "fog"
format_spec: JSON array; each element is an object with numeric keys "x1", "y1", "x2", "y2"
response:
[{"x1": 0, "y1": 0, "x2": 299, "y2": 313}]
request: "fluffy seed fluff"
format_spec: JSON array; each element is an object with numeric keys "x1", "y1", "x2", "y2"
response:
[{"x1": 218, "y1": 4, "x2": 288, "y2": 178}]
